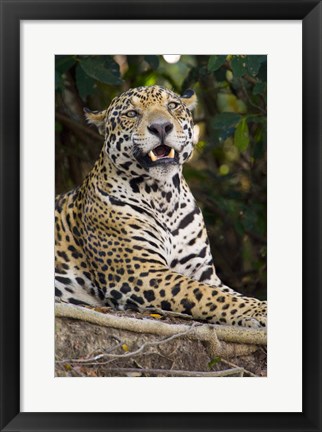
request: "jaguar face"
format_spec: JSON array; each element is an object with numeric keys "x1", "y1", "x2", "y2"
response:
[{"x1": 85, "y1": 86, "x2": 197, "y2": 180}]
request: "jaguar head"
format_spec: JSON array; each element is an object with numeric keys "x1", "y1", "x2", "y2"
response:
[{"x1": 85, "y1": 85, "x2": 197, "y2": 180}]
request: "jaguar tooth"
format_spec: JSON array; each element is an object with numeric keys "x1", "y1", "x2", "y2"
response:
[
  {"x1": 168, "y1": 148, "x2": 175, "y2": 158},
  {"x1": 148, "y1": 150, "x2": 158, "y2": 162}
]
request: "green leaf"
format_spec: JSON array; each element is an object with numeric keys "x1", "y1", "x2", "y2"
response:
[
  {"x1": 55, "y1": 56, "x2": 76, "y2": 74},
  {"x1": 144, "y1": 55, "x2": 159, "y2": 70},
  {"x1": 257, "y1": 61, "x2": 267, "y2": 82},
  {"x1": 208, "y1": 55, "x2": 226, "y2": 72},
  {"x1": 79, "y1": 56, "x2": 122, "y2": 85},
  {"x1": 253, "y1": 81, "x2": 267, "y2": 96},
  {"x1": 182, "y1": 67, "x2": 199, "y2": 90},
  {"x1": 253, "y1": 139, "x2": 265, "y2": 159},
  {"x1": 230, "y1": 56, "x2": 248, "y2": 78},
  {"x1": 234, "y1": 118, "x2": 250, "y2": 152},
  {"x1": 212, "y1": 113, "x2": 243, "y2": 143},
  {"x1": 246, "y1": 114, "x2": 266, "y2": 125},
  {"x1": 75, "y1": 64, "x2": 95, "y2": 101},
  {"x1": 208, "y1": 357, "x2": 221, "y2": 369},
  {"x1": 242, "y1": 208, "x2": 258, "y2": 231},
  {"x1": 230, "y1": 55, "x2": 266, "y2": 79},
  {"x1": 247, "y1": 55, "x2": 266, "y2": 77},
  {"x1": 213, "y1": 112, "x2": 242, "y2": 130}
]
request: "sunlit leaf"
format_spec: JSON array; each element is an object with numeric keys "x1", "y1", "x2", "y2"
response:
[
  {"x1": 208, "y1": 356, "x2": 221, "y2": 368},
  {"x1": 219, "y1": 164, "x2": 230, "y2": 176},
  {"x1": 64, "y1": 363, "x2": 72, "y2": 371},
  {"x1": 144, "y1": 73, "x2": 158, "y2": 86},
  {"x1": 234, "y1": 118, "x2": 250, "y2": 151},
  {"x1": 217, "y1": 93, "x2": 247, "y2": 114}
]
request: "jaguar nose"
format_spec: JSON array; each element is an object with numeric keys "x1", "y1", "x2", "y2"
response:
[{"x1": 147, "y1": 122, "x2": 173, "y2": 140}]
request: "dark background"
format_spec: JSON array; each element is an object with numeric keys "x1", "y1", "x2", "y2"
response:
[{"x1": 55, "y1": 54, "x2": 267, "y2": 299}]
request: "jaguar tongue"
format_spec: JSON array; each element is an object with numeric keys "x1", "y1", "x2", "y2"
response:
[{"x1": 154, "y1": 145, "x2": 168, "y2": 157}]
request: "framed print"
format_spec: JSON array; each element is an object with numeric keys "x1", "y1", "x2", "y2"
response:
[{"x1": 0, "y1": 0, "x2": 321, "y2": 431}]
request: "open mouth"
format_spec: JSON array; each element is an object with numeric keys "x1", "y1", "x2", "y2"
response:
[
  {"x1": 135, "y1": 144, "x2": 179, "y2": 169},
  {"x1": 148, "y1": 145, "x2": 175, "y2": 162}
]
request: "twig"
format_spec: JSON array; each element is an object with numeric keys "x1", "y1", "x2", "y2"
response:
[
  {"x1": 57, "y1": 322, "x2": 199, "y2": 364},
  {"x1": 66, "y1": 341, "x2": 125, "y2": 363},
  {"x1": 220, "y1": 358, "x2": 258, "y2": 377},
  {"x1": 239, "y1": 78, "x2": 266, "y2": 115}
]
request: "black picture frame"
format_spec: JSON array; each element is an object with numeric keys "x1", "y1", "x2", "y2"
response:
[{"x1": 0, "y1": 1, "x2": 321, "y2": 431}]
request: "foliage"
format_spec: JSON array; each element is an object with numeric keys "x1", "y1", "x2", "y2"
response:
[{"x1": 55, "y1": 54, "x2": 267, "y2": 299}]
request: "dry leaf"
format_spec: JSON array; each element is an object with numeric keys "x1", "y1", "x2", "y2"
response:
[{"x1": 149, "y1": 313, "x2": 162, "y2": 319}]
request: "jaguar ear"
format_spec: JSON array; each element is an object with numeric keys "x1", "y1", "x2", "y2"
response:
[
  {"x1": 84, "y1": 108, "x2": 107, "y2": 136},
  {"x1": 180, "y1": 89, "x2": 197, "y2": 111}
]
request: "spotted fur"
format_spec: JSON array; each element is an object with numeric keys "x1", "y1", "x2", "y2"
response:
[{"x1": 55, "y1": 85, "x2": 266, "y2": 328}]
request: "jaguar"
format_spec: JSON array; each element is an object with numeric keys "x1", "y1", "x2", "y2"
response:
[{"x1": 55, "y1": 85, "x2": 267, "y2": 328}]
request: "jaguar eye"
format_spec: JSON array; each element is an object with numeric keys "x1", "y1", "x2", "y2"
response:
[
  {"x1": 168, "y1": 101, "x2": 180, "y2": 110},
  {"x1": 126, "y1": 110, "x2": 138, "y2": 118}
]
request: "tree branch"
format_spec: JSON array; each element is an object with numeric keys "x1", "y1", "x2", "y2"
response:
[
  {"x1": 55, "y1": 303, "x2": 267, "y2": 358},
  {"x1": 56, "y1": 112, "x2": 103, "y2": 143},
  {"x1": 72, "y1": 366, "x2": 245, "y2": 377}
]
